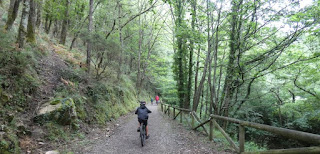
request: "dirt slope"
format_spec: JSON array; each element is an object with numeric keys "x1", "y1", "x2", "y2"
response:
[{"x1": 74, "y1": 105, "x2": 230, "y2": 154}]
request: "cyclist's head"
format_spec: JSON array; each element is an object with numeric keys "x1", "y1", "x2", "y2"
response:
[{"x1": 140, "y1": 101, "x2": 146, "y2": 106}]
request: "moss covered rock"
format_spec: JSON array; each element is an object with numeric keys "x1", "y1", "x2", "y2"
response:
[
  {"x1": 34, "y1": 98, "x2": 77, "y2": 125},
  {"x1": 0, "y1": 88, "x2": 12, "y2": 104}
]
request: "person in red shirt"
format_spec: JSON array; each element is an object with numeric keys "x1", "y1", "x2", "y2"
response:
[{"x1": 155, "y1": 95, "x2": 160, "y2": 105}]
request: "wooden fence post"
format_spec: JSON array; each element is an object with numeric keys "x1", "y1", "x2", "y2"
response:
[
  {"x1": 239, "y1": 125, "x2": 245, "y2": 153},
  {"x1": 180, "y1": 111, "x2": 183, "y2": 123},
  {"x1": 209, "y1": 118, "x2": 213, "y2": 140},
  {"x1": 212, "y1": 119, "x2": 239, "y2": 152},
  {"x1": 173, "y1": 108, "x2": 175, "y2": 120},
  {"x1": 168, "y1": 105, "x2": 170, "y2": 117},
  {"x1": 161, "y1": 104, "x2": 163, "y2": 112}
]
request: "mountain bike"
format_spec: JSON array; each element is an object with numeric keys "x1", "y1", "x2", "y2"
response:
[{"x1": 140, "y1": 123, "x2": 147, "y2": 147}]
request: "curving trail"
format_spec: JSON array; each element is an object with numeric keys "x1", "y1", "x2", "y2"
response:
[{"x1": 79, "y1": 104, "x2": 229, "y2": 154}]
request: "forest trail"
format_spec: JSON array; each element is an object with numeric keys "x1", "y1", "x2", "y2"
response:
[{"x1": 75, "y1": 105, "x2": 230, "y2": 154}]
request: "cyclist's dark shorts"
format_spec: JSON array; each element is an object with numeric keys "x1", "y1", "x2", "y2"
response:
[{"x1": 138, "y1": 119, "x2": 148, "y2": 126}]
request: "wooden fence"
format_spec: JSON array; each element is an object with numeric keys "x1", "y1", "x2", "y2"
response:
[{"x1": 160, "y1": 103, "x2": 320, "y2": 154}]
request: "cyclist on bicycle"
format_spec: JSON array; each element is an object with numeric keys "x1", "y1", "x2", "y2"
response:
[{"x1": 135, "y1": 101, "x2": 152, "y2": 139}]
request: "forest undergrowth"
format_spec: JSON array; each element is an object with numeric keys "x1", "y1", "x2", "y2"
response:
[{"x1": 0, "y1": 20, "x2": 149, "y2": 154}]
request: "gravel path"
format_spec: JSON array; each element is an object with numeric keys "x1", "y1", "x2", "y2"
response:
[{"x1": 80, "y1": 105, "x2": 230, "y2": 154}]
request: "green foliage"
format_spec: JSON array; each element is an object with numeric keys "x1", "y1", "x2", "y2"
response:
[
  {"x1": 0, "y1": 31, "x2": 40, "y2": 108},
  {"x1": 84, "y1": 77, "x2": 137, "y2": 124},
  {"x1": 45, "y1": 122, "x2": 69, "y2": 142},
  {"x1": 244, "y1": 141, "x2": 267, "y2": 152},
  {"x1": 73, "y1": 96, "x2": 87, "y2": 120}
]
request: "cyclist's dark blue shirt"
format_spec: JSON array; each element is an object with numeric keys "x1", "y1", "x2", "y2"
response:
[{"x1": 135, "y1": 105, "x2": 151, "y2": 120}]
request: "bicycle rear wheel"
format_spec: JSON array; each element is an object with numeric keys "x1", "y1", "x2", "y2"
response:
[{"x1": 140, "y1": 125, "x2": 145, "y2": 147}]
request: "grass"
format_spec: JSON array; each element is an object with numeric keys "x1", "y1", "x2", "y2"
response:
[{"x1": 45, "y1": 122, "x2": 70, "y2": 142}]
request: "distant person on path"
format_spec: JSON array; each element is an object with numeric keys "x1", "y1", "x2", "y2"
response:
[
  {"x1": 135, "y1": 101, "x2": 152, "y2": 139},
  {"x1": 151, "y1": 98, "x2": 153, "y2": 105},
  {"x1": 155, "y1": 95, "x2": 160, "y2": 105}
]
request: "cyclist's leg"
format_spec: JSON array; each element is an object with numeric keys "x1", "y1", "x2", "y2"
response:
[
  {"x1": 137, "y1": 119, "x2": 142, "y2": 132},
  {"x1": 144, "y1": 120, "x2": 149, "y2": 137}
]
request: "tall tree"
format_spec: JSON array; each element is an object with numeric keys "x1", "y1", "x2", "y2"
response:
[
  {"x1": 35, "y1": 0, "x2": 43, "y2": 29},
  {"x1": 185, "y1": 0, "x2": 196, "y2": 110},
  {"x1": 60, "y1": 0, "x2": 70, "y2": 45},
  {"x1": 17, "y1": 0, "x2": 29, "y2": 48},
  {"x1": 219, "y1": 0, "x2": 243, "y2": 125},
  {"x1": 26, "y1": 0, "x2": 36, "y2": 43},
  {"x1": 136, "y1": 0, "x2": 144, "y2": 92},
  {"x1": 5, "y1": 0, "x2": 21, "y2": 30},
  {"x1": 192, "y1": 0, "x2": 211, "y2": 112},
  {"x1": 210, "y1": 1, "x2": 222, "y2": 115},
  {"x1": 172, "y1": 0, "x2": 187, "y2": 108},
  {"x1": 87, "y1": 0, "x2": 94, "y2": 73},
  {"x1": 117, "y1": 1, "x2": 124, "y2": 80}
]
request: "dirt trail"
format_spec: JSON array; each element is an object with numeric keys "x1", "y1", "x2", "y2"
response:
[{"x1": 78, "y1": 105, "x2": 230, "y2": 154}]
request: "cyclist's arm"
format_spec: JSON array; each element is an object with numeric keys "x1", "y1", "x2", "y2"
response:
[{"x1": 135, "y1": 108, "x2": 139, "y2": 114}]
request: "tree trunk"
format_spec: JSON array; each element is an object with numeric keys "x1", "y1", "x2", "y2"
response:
[
  {"x1": 87, "y1": 0, "x2": 94, "y2": 73},
  {"x1": 52, "y1": 20, "x2": 58, "y2": 37},
  {"x1": 117, "y1": 1, "x2": 123, "y2": 81},
  {"x1": 175, "y1": 0, "x2": 185, "y2": 108},
  {"x1": 70, "y1": 35, "x2": 78, "y2": 50},
  {"x1": 200, "y1": 85, "x2": 207, "y2": 119},
  {"x1": 44, "y1": 14, "x2": 48, "y2": 32},
  {"x1": 185, "y1": 0, "x2": 196, "y2": 110},
  {"x1": 45, "y1": 15, "x2": 52, "y2": 34},
  {"x1": 272, "y1": 89, "x2": 283, "y2": 126},
  {"x1": 60, "y1": 0, "x2": 69, "y2": 45},
  {"x1": 210, "y1": 3, "x2": 222, "y2": 115},
  {"x1": 221, "y1": 0, "x2": 243, "y2": 128},
  {"x1": 194, "y1": 46, "x2": 200, "y2": 93},
  {"x1": 289, "y1": 90, "x2": 295, "y2": 103},
  {"x1": 200, "y1": 90, "x2": 204, "y2": 118},
  {"x1": 192, "y1": 0, "x2": 211, "y2": 112},
  {"x1": 216, "y1": 51, "x2": 225, "y2": 115},
  {"x1": 17, "y1": 0, "x2": 28, "y2": 48},
  {"x1": 35, "y1": 0, "x2": 43, "y2": 29},
  {"x1": 129, "y1": 56, "x2": 134, "y2": 71},
  {"x1": 136, "y1": 0, "x2": 143, "y2": 92},
  {"x1": 5, "y1": 0, "x2": 21, "y2": 31},
  {"x1": 26, "y1": 0, "x2": 36, "y2": 43}
]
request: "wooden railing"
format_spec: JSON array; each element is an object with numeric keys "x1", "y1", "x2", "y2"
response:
[{"x1": 160, "y1": 103, "x2": 320, "y2": 154}]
